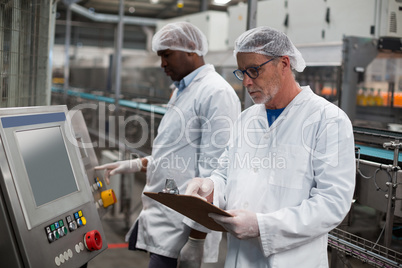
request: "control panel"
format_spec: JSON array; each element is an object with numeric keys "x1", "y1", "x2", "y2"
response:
[
  {"x1": 0, "y1": 106, "x2": 108, "y2": 267},
  {"x1": 69, "y1": 110, "x2": 117, "y2": 217},
  {"x1": 42, "y1": 208, "x2": 104, "y2": 267}
]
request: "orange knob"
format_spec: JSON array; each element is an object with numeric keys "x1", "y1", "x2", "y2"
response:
[{"x1": 101, "y1": 189, "x2": 117, "y2": 208}]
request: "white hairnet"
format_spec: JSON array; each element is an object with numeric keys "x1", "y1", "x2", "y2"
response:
[
  {"x1": 152, "y1": 22, "x2": 208, "y2": 56},
  {"x1": 234, "y1": 26, "x2": 306, "y2": 72}
]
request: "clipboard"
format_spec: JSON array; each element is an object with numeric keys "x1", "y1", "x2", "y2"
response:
[{"x1": 144, "y1": 192, "x2": 231, "y2": 232}]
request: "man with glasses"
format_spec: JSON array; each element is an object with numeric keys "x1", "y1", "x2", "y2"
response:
[
  {"x1": 185, "y1": 26, "x2": 355, "y2": 267},
  {"x1": 96, "y1": 22, "x2": 240, "y2": 268}
]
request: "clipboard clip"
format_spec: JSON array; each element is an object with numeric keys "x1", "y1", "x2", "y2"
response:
[{"x1": 161, "y1": 178, "x2": 180, "y2": 194}]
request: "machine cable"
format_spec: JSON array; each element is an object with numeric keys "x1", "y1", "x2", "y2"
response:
[{"x1": 356, "y1": 147, "x2": 392, "y2": 192}]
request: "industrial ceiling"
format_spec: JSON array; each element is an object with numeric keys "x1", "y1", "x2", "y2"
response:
[{"x1": 59, "y1": 0, "x2": 246, "y2": 20}]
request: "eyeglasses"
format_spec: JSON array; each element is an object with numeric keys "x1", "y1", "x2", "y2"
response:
[{"x1": 233, "y1": 57, "x2": 277, "y2": 81}]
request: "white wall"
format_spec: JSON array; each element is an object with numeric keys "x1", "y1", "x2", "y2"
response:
[
  {"x1": 52, "y1": 45, "x2": 152, "y2": 70},
  {"x1": 156, "y1": 11, "x2": 229, "y2": 51},
  {"x1": 227, "y1": 0, "x2": 401, "y2": 48}
]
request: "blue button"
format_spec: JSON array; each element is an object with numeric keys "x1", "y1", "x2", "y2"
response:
[
  {"x1": 74, "y1": 212, "x2": 79, "y2": 219},
  {"x1": 55, "y1": 222, "x2": 60, "y2": 228}
]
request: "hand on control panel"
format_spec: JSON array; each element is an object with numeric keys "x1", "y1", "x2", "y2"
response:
[{"x1": 94, "y1": 158, "x2": 145, "y2": 184}]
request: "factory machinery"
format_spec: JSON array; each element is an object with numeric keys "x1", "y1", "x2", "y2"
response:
[
  {"x1": 0, "y1": 105, "x2": 118, "y2": 267},
  {"x1": 325, "y1": 35, "x2": 402, "y2": 267},
  {"x1": 329, "y1": 126, "x2": 402, "y2": 268}
]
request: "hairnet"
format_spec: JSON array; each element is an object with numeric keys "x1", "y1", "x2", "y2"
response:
[
  {"x1": 152, "y1": 22, "x2": 208, "y2": 56},
  {"x1": 233, "y1": 26, "x2": 306, "y2": 72}
]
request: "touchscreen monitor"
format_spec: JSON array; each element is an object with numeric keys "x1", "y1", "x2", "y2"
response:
[{"x1": 15, "y1": 127, "x2": 79, "y2": 207}]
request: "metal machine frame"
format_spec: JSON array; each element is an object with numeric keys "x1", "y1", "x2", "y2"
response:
[
  {"x1": 0, "y1": 105, "x2": 107, "y2": 267},
  {"x1": 340, "y1": 36, "x2": 402, "y2": 124},
  {"x1": 327, "y1": 35, "x2": 402, "y2": 267}
]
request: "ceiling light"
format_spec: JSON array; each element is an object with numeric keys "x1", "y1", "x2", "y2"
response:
[
  {"x1": 150, "y1": 0, "x2": 159, "y2": 3},
  {"x1": 213, "y1": 0, "x2": 231, "y2": 5}
]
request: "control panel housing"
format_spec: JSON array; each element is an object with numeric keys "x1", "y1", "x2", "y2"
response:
[{"x1": 0, "y1": 106, "x2": 107, "y2": 267}]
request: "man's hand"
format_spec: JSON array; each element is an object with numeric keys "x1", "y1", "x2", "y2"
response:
[
  {"x1": 185, "y1": 177, "x2": 214, "y2": 202},
  {"x1": 209, "y1": 209, "x2": 260, "y2": 240},
  {"x1": 178, "y1": 237, "x2": 204, "y2": 268},
  {"x1": 94, "y1": 158, "x2": 144, "y2": 184}
]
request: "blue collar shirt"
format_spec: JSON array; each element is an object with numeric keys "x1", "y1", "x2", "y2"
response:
[{"x1": 174, "y1": 65, "x2": 207, "y2": 96}]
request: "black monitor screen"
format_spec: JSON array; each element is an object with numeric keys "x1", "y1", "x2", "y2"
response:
[{"x1": 15, "y1": 127, "x2": 79, "y2": 206}]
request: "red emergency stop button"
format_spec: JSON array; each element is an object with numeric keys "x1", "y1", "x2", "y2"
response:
[{"x1": 84, "y1": 230, "x2": 103, "y2": 251}]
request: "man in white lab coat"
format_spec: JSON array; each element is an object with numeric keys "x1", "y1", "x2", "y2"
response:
[
  {"x1": 185, "y1": 26, "x2": 356, "y2": 267},
  {"x1": 95, "y1": 22, "x2": 240, "y2": 268}
]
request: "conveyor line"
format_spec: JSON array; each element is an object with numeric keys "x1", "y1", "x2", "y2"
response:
[
  {"x1": 52, "y1": 87, "x2": 167, "y2": 115},
  {"x1": 357, "y1": 144, "x2": 402, "y2": 163}
]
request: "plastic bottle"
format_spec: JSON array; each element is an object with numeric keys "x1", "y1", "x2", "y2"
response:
[
  {"x1": 375, "y1": 89, "x2": 383, "y2": 106},
  {"x1": 367, "y1": 88, "x2": 376, "y2": 106},
  {"x1": 361, "y1": 87, "x2": 368, "y2": 106},
  {"x1": 356, "y1": 88, "x2": 363, "y2": 105}
]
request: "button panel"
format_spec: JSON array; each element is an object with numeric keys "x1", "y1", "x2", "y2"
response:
[
  {"x1": 45, "y1": 210, "x2": 87, "y2": 243},
  {"x1": 54, "y1": 249, "x2": 74, "y2": 267},
  {"x1": 45, "y1": 219, "x2": 67, "y2": 243},
  {"x1": 46, "y1": 209, "x2": 91, "y2": 266},
  {"x1": 92, "y1": 177, "x2": 103, "y2": 191},
  {"x1": 73, "y1": 209, "x2": 87, "y2": 228}
]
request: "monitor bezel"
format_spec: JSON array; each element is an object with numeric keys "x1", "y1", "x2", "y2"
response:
[{"x1": 0, "y1": 107, "x2": 91, "y2": 230}]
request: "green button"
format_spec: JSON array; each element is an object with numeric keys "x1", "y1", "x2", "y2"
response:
[
  {"x1": 63, "y1": 227, "x2": 68, "y2": 235},
  {"x1": 59, "y1": 220, "x2": 64, "y2": 227},
  {"x1": 55, "y1": 231, "x2": 60, "y2": 239},
  {"x1": 50, "y1": 224, "x2": 55, "y2": 231}
]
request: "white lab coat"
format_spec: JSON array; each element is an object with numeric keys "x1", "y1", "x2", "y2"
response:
[
  {"x1": 211, "y1": 86, "x2": 356, "y2": 267},
  {"x1": 127, "y1": 64, "x2": 241, "y2": 261}
]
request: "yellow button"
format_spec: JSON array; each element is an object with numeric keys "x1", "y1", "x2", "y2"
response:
[
  {"x1": 81, "y1": 217, "x2": 87, "y2": 226},
  {"x1": 78, "y1": 210, "x2": 83, "y2": 217}
]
